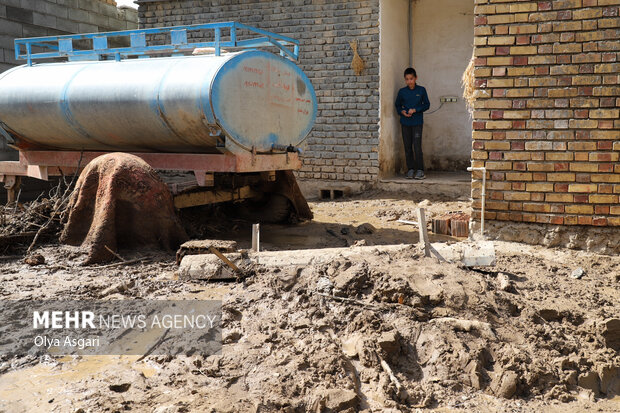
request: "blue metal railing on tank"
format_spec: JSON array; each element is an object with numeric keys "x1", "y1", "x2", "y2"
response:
[{"x1": 14, "y1": 22, "x2": 300, "y2": 66}]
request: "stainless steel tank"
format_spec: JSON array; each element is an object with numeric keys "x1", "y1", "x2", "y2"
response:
[{"x1": 0, "y1": 50, "x2": 317, "y2": 153}]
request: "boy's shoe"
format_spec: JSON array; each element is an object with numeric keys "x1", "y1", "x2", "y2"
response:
[
  {"x1": 406, "y1": 169, "x2": 415, "y2": 179},
  {"x1": 414, "y1": 170, "x2": 425, "y2": 180}
]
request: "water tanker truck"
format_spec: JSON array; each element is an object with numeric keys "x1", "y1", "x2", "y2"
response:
[{"x1": 0, "y1": 22, "x2": 317, "y2": 222}]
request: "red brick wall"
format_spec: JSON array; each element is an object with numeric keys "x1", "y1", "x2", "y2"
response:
[{"x1": 472, "y1": 0, "x2": 620, "y2": 227}]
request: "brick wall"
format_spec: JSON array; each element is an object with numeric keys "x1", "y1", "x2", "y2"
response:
[
  {"x1": 472, "y1": 0, "x2": 620, "y2": 227},
  {"x1": 0, "y1": 0, "x2": 138, "y2": 72},
  {"x1": 137, "y1": 0, "x2": 380, "y2": 183}
]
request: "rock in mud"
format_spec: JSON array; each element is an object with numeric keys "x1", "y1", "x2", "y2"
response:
[
  {"x1": 601, "y1": 318, "x2": 620, "y2": 350},
  {"x1": 377, "y1": 331, "x2": 401, "y2": 358},
  {"x1": 24, "y1": 253, "x2": 45, "y2": 266},
  {"x1": 492, "y1": 370, "x2": 518, "y2": 399},
  {"x1": 539, "y1": 308, "x2": 563, "y2": 322},
  {"x1": 578, "y1": 371, "x2": 600, "y2": 395},
  {"x1": 99, "y1": 280, "x2": 135, "y2": 298},
  {"x1": 355, "y1": 223, "x2": 376, "y2": 235},
  {"x1": 465, "y1": 360, "x2": 485, "y2": 390},
  {"x1": 497, "y1": 272, "x2": 515, "y2": 292},
  {"x1": 109, "y1": 383, "x2": 131, "y2": 393},
  {"x1": 341, "y1": 334, "x2": 364, "y2": 358},
  {"x1": 597, "y1": 364, "x2": 620, "y2": 395},
  {"x1": 332, "y1": 263, "x2": 370, "y2": 297},
  {"x1": 570, "y1": 267, "x2": 585, "y2": 279},
  {"x1": 276, "y1": 267, "x2": 301, "y2": 291},
  {"x1": 323, "y1": 389, "x2": 358, "y2": 412}
]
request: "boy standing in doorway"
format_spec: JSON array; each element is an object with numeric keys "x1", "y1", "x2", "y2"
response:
[{"x1": 395, "y1": 68, "x2": 430, "y2": 179}]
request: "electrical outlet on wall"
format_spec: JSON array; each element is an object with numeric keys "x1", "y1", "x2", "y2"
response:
[{"x1": 440, "y1": 97, "x2": 458, "y2": 103}]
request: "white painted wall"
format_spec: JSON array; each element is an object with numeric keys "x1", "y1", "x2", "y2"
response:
[
  {"x1": 410, "y1": 0, "x2": 474, "y2": 171},
  {"x1": 379, "y1": 0, "x2": 474, "y2": 176},
  {"x1": 378, "y1": 0, "x2": 410, "y2": 177}
]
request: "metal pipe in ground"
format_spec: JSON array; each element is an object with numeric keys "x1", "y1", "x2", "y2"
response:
[{"x1": 467, "y1": 166, "x2": 486, "y2": 238}]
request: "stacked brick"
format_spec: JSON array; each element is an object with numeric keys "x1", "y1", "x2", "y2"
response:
[
  {"x1": 138, "y1": 0, "x2": 380, "y2": 183},
  {"x1": 472, "y1": 0, "x2": 620, "y2": 227}
]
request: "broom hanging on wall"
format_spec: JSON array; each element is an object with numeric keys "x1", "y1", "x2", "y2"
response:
[{"x1": 350, "y1": 40, "x2": 365, "y2": 76}]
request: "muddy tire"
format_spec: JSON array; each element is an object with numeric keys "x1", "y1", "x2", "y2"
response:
[{"x1": 237, "y1": 193, "x2": 293, "y2": 224}]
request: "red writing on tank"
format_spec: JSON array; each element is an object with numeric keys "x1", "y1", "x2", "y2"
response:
[
  {"x1": 243, "y1": 66, "x2": 263, "y2": 75},
  {"x1": 244, "y1": 81, "x2": 264, "y2": 89}
]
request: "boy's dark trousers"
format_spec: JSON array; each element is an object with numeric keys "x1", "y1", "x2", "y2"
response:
[{"x1": 402, "y1": 124, "x2": 424, "y2": 172}]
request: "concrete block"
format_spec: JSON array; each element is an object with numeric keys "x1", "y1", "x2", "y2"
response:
[
  {"x1": 68, "y1": 7, "x2": 90, "y2": 23},
  {"x1": 6, "y1": 5, "x2": 32, "y2": 24},
  {"x1": 106, "y1": 17, "x2": 127, "y2": 31},
  {"x1": 19, "y1": 0, "x2": 36, "y2": 10},
  {"x1": 88, "y1": 12, "x2": 109, "y2": 28},
  {"x1": 99, "y1": 2, "x2": 120, "y2": 17},
  {"x1": 55, "y1": 17, "x2": 80, "y2": 33},
  {"x1": 0, "y1": 35, "x2": 15, "y2": 50},
  {"x1": 43, "y1": 2, "x2": 69, "y2": 19},
  {"x1": 1, "y1": 47, "x2": 18, "y2": 64},
  {"x1": 0, "y1": 19, "x2": 23, "y2": 37},
  {"x1": 78, "y1": 22, "x2": 98, "y2": 33},
  {"x1": 75, "y1": 0, "x2": 99, "y2": 13},
  {"x1": 2, "y1": 0, "x2": 21, "y2": 8},
  {"x1": 32, "y1": 11, "x2": 57, "y2": 29},
  {"x1": 22, "y1": 23, "x2": 49, "y2": 38}
]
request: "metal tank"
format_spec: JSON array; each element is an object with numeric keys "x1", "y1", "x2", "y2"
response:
[{"x1": 0, "y1": 50, "x2": 317, "y2": 153}]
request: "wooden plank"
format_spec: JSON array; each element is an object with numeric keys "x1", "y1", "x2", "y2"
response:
[
  {"x1": 175, "y1": 239, "x2": 238, "y2": 264},
  {"x1": 252, "y1": 223, "x2": 260, "y2": 252},
  {"x1": 173, "y1": 185, "x2": 258, "y2": 209},
  {"x1": 417, "y1": 208, "x2": 430, "y2": 257},
  {"x1": 208, "y1": 246, "x2": 240, "y2": 273}
]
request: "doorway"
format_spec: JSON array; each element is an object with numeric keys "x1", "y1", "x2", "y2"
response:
[{"x1": 379, "y1": 0, "x2": 474, "y2": 178}]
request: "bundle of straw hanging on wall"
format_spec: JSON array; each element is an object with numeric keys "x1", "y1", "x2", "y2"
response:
[
  {"x1": 350, "y1": 40, "x2": 365, "y2": 76},
  {"x1": 462, "y1": 49, "x2": 475, "y2": 115}
]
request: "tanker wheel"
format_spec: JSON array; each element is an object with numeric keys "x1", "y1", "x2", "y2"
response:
[{"x1": 236, "y1": 193, "x2": 293, "y2": 224}]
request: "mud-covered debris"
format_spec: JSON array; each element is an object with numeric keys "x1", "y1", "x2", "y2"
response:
[
  {"x1": 355, "y1": 223, "x2": 376, "y2": 235},
  {"x1": 316, "y1": 276, "x2": 333, "y2": 294},
  {"x1": 498, "y1": 272, "x2": 515, "y2": 292},
  {"x1": 377, "y1": 331, "x2": 401, "y2": 359},
  {"x1": 274, "y1": 267, "x2": 301, "y2": 291},
  {"x1": 321, "y1": 388, "x2": 358, "y2": 412},
  {"x1": 598, "y1": 364, "x2": 620, "y2": 395},
  {"x1": 24, "y1": 254, "x2": 45, "y2": 266},
  {"x1": 332, "y1": 262, "x2": 370, "y2": 297},
  {"x1": 492, "y1": 370, "x2": 519, "y2": 399},
  {"x1": 602, "y1": 318, "x2": 620, "y2": 350},
  {"x1": 578, "y1": 371, "x2": 600, "y2": 395},
  {"x1": 341, "y1": 334, "x2": 364, "y2": 358},
  {"x1": 99, "y1": 280, "x2": 135, "y2": 298},
  {"x1": 61, "y1": 153, "x2": 187, "y2": 264},
  {"x1": 175, "y1": 239, "x2": 237, "y2": 264},
  {"x1": 109, "y1": 383, "x2": 131, "y2": 393},
  {"x1": 539, "y1": 308, "x2": 563, "y2": 322}
]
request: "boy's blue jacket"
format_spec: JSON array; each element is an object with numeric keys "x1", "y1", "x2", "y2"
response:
[{"x1": 395, "y1": 85, "x2": 430, "y2": 126}]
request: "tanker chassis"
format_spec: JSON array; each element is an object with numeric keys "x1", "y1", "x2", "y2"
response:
[{"x1": 0, "y1": 23, "x2": 317, "y2": 222}]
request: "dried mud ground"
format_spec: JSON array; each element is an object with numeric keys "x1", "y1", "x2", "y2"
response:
[{"x1": 0, "y1": 190, "x2": 619, "y2": 413}]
